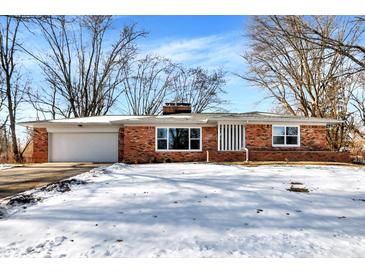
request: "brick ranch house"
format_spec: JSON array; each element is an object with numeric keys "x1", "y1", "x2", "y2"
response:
[{"x1": 20, "y1": 103, "x2": 350, "y2": 163}]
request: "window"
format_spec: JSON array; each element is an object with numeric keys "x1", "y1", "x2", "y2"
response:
[
  {"x1": 169, "y1": 128, "x2": 189, "y2": 150},
  {"x1": 157, "y1": 128, "x2": 168, "y2": 150},
  {"x1": 218, "y1": 123, "x2": 245, "y2": 151},
  {"x1": 272, "y1": 126, "x2": 300, "y2": 146},
  {"x1": 156, "y1": 127, "x2": 201, "y2": 151},
  {"x1": 190, "y1": 128, "x2": 201, "y2": 150}
]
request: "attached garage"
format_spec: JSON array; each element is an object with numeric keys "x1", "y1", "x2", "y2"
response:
[{"x1": 49, "y1": 132, "x2": 119, "y2": 163}]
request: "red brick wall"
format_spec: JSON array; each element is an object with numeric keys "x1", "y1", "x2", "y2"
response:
[
  {"x1": 245, "y1": 124, "x2": 272, "y2": 149},
  {"x1": 301, "y1": 125, "x2": 328, "y2": 150},
  {"x1": 122, "y1": 126, "x2": 154, "y2": 163},
  {"x1": 32, "y1": 128, "x2": 48, "y2": 163},
  {"x1": 245, "y1": 124, "x2": 329, "y2": 151},
  {"x1": 121, "y1": 124, "x2": 347, "y2": 163},
  {"x1": 121, "y1": 126, "x2": 246, "y2": 163},
  {"x1": 249, "y1": 150, "x2": 350, "y2": 162},
  {"x1": 209, "y1": 151, "x2": 247, "y2": 162}
]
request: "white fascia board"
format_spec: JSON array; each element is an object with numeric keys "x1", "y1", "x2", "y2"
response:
[
  {"x1": 244, "y1": 120, "x2": 340, "y2": 126},
  {"x1": 18, "y1": 122, "x2": 46, "y2": 128},
  {"x1": 120, "y1": 119, "x2": 210, "y2": 125},
  {"x1": 211, "y1": 118, "x2": 341, "y2": 125},
  {"x1": 20, "y1": 121, "x2": 124, "y2": 128},
  {"x1": 46, "y1": 126, "x2": 120, "y2": 133},
  {"x1": 124, "y1": 123, "x2": 215, "y2": 127},
  {"x1": 20, "y1": 120, "x2": 212, "y2": 128}
]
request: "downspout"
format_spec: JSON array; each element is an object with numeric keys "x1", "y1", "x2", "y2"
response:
[
  {"x1": 243, "y1": 121, "x2": 249, "y2": 162},
  {"x1": 243, "y1": 147, "x2": 249, "y2": 162}
]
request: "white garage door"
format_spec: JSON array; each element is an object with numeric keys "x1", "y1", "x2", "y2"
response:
[{"x1": 50, "y1": 132, "x2": 118, "y2": 162}]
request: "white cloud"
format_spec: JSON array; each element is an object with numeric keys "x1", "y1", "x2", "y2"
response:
[{"x1": 142, "y1": 32, "x2": 244, "y2": 73}]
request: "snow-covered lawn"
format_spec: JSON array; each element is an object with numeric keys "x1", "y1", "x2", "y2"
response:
[
  {"x1": 1, "y1": 163, "x2": 365, "y2": 258},
  {"x1": 0, "y1": 164, "x2": 14, "y2": 170}
]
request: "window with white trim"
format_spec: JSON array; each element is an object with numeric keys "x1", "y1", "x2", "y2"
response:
[
  {"x1": 272, "y1": 126, "x2": 300, "y2": 146},
  {"x1": 218, "y1": 123, "x2": 245, "y2": 151},
  {"x1": 156, "y1": 127, "x2": 201, "y2": 151}
]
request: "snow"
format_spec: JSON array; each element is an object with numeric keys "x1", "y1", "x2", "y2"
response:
[
  {"x1": 0, "y1": 164, "x2": 14, "y2": 170},
  {"x1": 0, "y1": 163, "x2": 365, "y2": 257}
]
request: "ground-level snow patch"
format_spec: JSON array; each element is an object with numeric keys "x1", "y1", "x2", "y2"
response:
[
  {"x1": 0, "y1": 163, "x2": 365, "y2": 257},
  {"x1": 0, "y1": 164, "x2": 14, "y2": 170}
]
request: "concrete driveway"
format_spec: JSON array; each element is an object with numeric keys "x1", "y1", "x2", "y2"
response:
[{"x1": 0, "y1": 163, "x2": 108, "y2": 199}]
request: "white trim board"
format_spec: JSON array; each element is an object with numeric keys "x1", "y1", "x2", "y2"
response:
[{"x1": 46, "y1": 127, "x2": 120, "y2": 133}]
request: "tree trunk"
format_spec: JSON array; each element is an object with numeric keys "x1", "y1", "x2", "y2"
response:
[{"x1": 5, "y1": 80, "x2": 20, "y2": 162}]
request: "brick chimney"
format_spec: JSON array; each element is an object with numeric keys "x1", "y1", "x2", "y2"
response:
[{"x1": 162, "y1": 102, "x2": 192, "y2": 115}]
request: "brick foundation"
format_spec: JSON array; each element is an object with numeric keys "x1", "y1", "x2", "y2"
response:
[
  {"x1": 209, "y1": 151, "x2": 247, "y2": 162},
  {"x1": 32, "y1": 128, "x2": 48, "y2": 163},
  {"x1": 249, "y1": 150, "x2": 350, "y2": 162}
]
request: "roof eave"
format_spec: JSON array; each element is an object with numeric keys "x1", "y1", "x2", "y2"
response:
[
  {"x1": 18, "y1": 116, "x2": 343, "y2": 128},
  {"x1": 18, "y1": 122, "x2": 120, "y2": 128},
  {"x1": 208, "y1": 117, "x2": 342, "y2": 125},
  {"x1": 119, "y1": 119, "x2": 209, "y2": 125}
]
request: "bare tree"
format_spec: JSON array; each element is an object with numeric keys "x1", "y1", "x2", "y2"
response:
[
  {"x1": 241, "y1": 16, "x2": 360, "y2": 150},
  {"x1": 352, "y1": 75, "x2": 365, "y2": 127},
  {"x1": 0, "y1": 127, "x2": 8, "y2": 162},
  {"x1": 267, "y1": 15, "x2": 365, "y2": 136},
  {"x1": 172, "y1": 66, "x2": 227, "y2": 113},
  {"x1": 0, "y1": 89, "x2": 8, "y2": 161},
  {"x1": 0, "y1": 16, "x2": 31, "y2": 162},
  {"x1": 25, "y1": 16, "x2": 146, "y2": 118},
  {"x1": 353, "y1": 93, "x2": 365, "y2": 126},
  {"x1": 288, "y1": 16, "x2": 365, "y2": 71},
  {"x1": 122, "y1": 55, "x2": 177, "y2": 115},
  {"x1": 122, "y1": 56, "x2": 227, "y2": 115},
  {"x1": 0, "y1": 76, "x2": 6, "y2": 127},
  {"x1": 0, "y1": 77, "x2": 8, "y2": 161}
]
